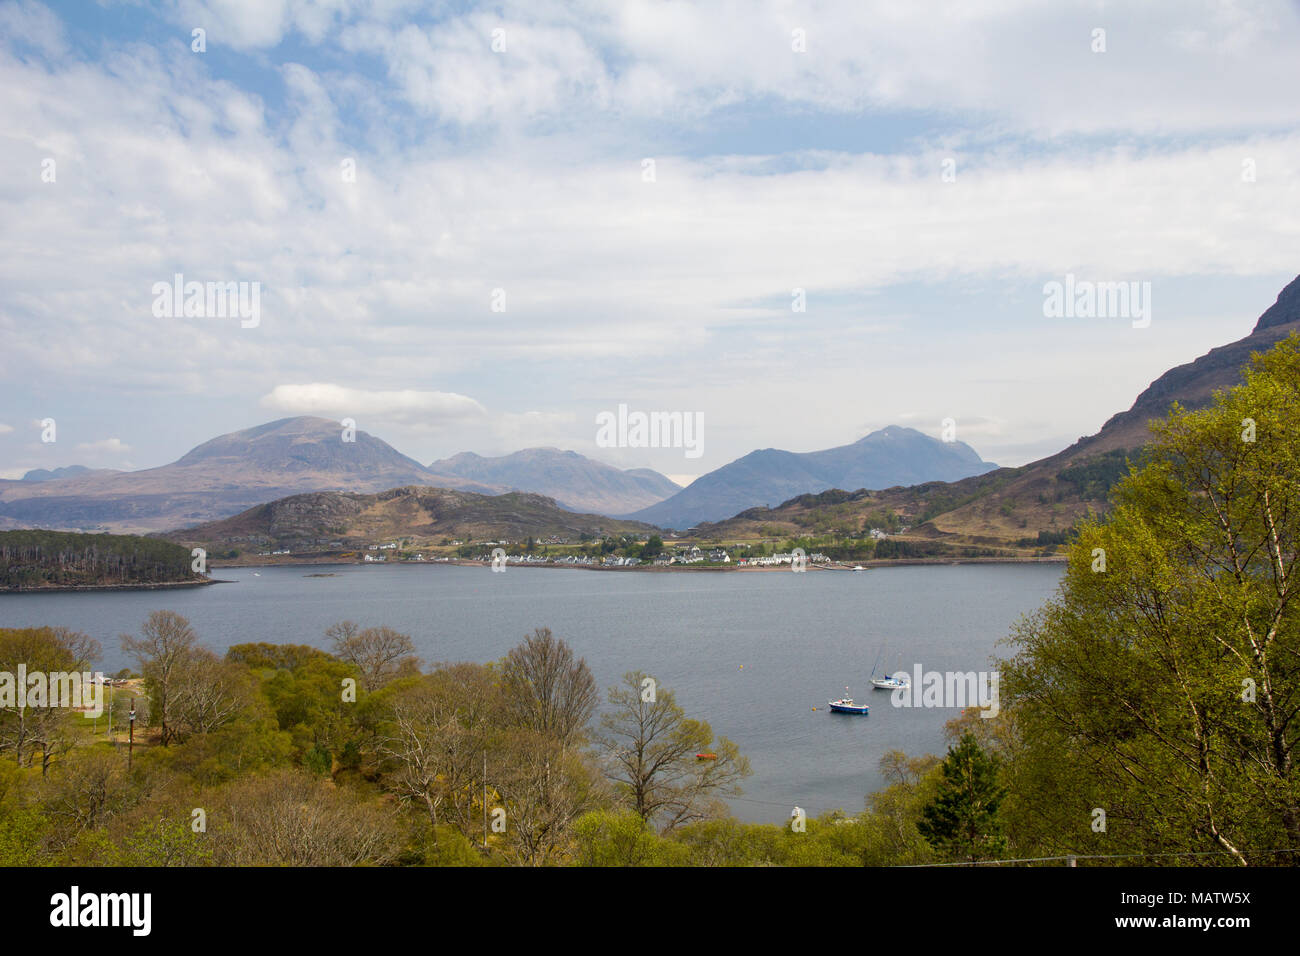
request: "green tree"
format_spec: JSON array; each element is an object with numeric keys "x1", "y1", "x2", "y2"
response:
[
  {"x1": 917, "y1": 733, "x2": 1006, "y2": 863},
  {"x1": 1000, "y1": 335, "x2": 1300, "y2": 864}
]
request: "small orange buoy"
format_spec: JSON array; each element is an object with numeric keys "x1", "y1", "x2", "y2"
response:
[{"x1": 696, "y1": 752, "x2": 717, "y2": 760}]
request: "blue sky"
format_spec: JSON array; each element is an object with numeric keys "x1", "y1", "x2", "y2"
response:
[{"x1": 1, "y1": 0, "x2": 1298, "y2": 485}]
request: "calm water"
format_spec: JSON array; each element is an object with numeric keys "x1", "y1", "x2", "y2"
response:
[{"x1": 0, "y1": 563, "x2": 1062, "y2": 823}]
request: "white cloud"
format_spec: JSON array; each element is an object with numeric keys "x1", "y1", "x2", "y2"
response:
[
  {"x1": 0, "y1": 0, "x2": 67, "y2": 59},
  {"x1": 0, "y1": 423, "x2": 13, "y2": 435},
  {"x1": 260, "y1": 383, "x2": 487, "y2": 421},
  {"x1": 75, "y1": 438, "x2": 130, "y2": 454}
]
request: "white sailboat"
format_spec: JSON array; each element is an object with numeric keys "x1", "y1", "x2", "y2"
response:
[{"x1": 869, "y1": 647, "x2": 910, "y2": 690}]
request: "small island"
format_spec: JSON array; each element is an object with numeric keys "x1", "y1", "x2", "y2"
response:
[{"x1": 0, "y1": 529, "x2": 213, "y2": 592}]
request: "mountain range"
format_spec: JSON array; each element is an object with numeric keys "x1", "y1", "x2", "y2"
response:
[
  {"x1": 624, "y1": 426, "x2": 998, "y2": 529},
  {"x1": 4, "y1": 274, "x2": 1295, "y2": 541},
  {"x1": 0, "y1": 417, "x2": 681, "y2": 534}
]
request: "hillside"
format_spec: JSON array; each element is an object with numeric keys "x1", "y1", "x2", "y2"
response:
[
  {"x1": 626, "y1": 425, "x2": 997, "y2": 529},
  {"x1": 166, "y1": 485, "x2": 656, "y2": 555},
  {"x1": 429, "y1": 447, "x2": 680, "y2": 515}
]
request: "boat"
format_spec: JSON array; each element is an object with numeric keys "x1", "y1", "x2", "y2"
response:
[
  {"x1": 872, "y1": 672, "x2": 910, "y2": 690},
  {"x1": 868, "y1": 647, "x2": 909, "y2": 690},
  {"x1": 828, "y1": 697, "x2": 869, "y2": 715},
  {"x1": 852, "y1": 565, "x2": 865, "y2": 572}
]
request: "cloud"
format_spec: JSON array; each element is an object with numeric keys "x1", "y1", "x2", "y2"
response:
[
  {"x1": 75, "y1": 438, "x2": 130, "y2": 454},
  {"x1": 260, "y1": 383, "x2": 488, "y2": 421},
  {"x1": 0, "y1": 0, "x2": 67, "y2": 59},
  {"x1": 2, "y1": 2, "x2": 1297, "y2": 474},
  {"x1": 0, "y1": 423, "x2": 13, "y2": 435}
]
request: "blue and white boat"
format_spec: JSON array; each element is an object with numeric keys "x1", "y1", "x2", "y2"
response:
[{"x1": 828, "y1": 692, "x2": 869, "y2": 715}]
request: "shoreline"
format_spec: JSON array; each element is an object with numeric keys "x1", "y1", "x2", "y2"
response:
[
  {"x1": 0, "y1": 578, "x2": 227, "y2": 595},
  {"x1": 207, "y1": 555, "x2": 1066, "y2": 572}
]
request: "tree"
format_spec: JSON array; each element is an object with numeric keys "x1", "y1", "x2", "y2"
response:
[
  {"x1": 376, "y1": 663, "x2": 498, "y2": 842},
  {"x1": 1001, "y1": 335, "x2": 1300, "y2": 864},
  {"x1": 501, "y1": 628, "x2": 598, "y2": 748},
  {"x1": 493, "y1": 729, "x2": 600, "y2": 866},
  {"x1": 209, "y1": 769, "x2": 401, "y2": 866},
  {"x1": 917, "y1": 733, "x2": 1006, "y2": 863},
  {"x1": 597, "y1": 671, "x2": 750, "y2": 831},
  {"x1": 0, "y1": 626, "x2": 100, "y2": 772},
  {"x1": 121, "y1": 611, "x2": 198, "y2": 745},
  {"x1": 326, "y1": 621, "x2": 419, "y2": 691},
  {"x1": 167, "y1": 648, "x2": 255, "y2": 742}
]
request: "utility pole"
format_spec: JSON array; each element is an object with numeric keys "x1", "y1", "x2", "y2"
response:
[{"x1": 128, "y1": 698, "x2": 136, "y2": 770}]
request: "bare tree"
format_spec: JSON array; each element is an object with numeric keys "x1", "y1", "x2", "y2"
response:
[
  {"x1": 501, "y1": 627, "x2": 598, "y2": 748},
  {"x1": 211, "y1": 769, "x2": 402, "y2": 866},
  {"x1": 376, "y1": 663, "x2": 497, "y2": 842},
  {"x1": 38, "y1": 749, "x2": 134, "y2": 848},
  {"x1": 327, "y1": 621, "x2": 419, "y2": 690},
  {"x1": 120, "y1": 611, "x2": 198, "y2": 745},
  {"x1": 494, "y1": 729, "x2": 600, "y2": 866},
  {"x1": 168, "y1": 648, "x2": 254, "y2": 741},
  {"x1": 597, "y1": 671, "x2": 751, "y2": 832}
]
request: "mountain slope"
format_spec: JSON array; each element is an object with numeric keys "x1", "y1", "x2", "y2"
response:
[
  {"x1": 625, "y1": 425, "x2": 998, "y2": 529},
  {"x1": 429, "y1": 447, "x2": 681, "y2": 515},
  {"x1": 0, "y1": 417, "x2": 495, "y2": 534}
]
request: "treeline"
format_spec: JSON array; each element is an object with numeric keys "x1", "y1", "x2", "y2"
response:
[{"x1": 0, "y1": 530, "x2": 202, "y2": 590}]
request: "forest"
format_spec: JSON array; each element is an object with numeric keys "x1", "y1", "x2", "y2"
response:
[{"x1": 0, "y1": 531, "x2": 203, "y2": 590}]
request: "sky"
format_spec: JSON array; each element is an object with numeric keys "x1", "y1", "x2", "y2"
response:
[{"x1": 1, "y1": 0, "x2": 1298, "y2": 486}]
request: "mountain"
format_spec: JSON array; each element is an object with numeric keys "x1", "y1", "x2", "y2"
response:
[
  {"x1": 428, "y1": 447, "x2": 681, "y2": 515},
  {"x1": 167, "y1": 485, "x2": 654, "y2": 553},
  {"x1": 0, "y1": 417, "x2": 495, "y2": 534},
  {"x1": 706, "y1": 275, "x2": 1300, "y2": 546},
  {"x1": 20, "y1": 465, "x2": 114, "y2": 482},
  {"x1": 624, "y1": 426, "x2": 998, "y2": 529}
]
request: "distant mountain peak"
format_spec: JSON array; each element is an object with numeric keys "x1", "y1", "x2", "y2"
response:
[
  {"x1": 20, "y1": 465, "x2": 99, "y2": 482},
  {"x1": 427, "y1": 446, "x2": 681, "y2": 516},
  {"x1": 626, "y1": 425, "x2": 997, "y2": 529}
]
